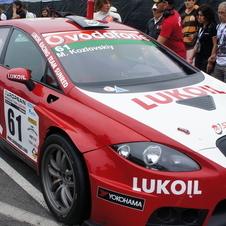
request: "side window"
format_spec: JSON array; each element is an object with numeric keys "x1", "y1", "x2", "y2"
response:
[
  {"x1": 42, "y1": 67, "x2": 60, "y2": 89},
  {"x1": 4, "y1": 29, "x2": 46, "y2": 82},
  {"x1": 0, "y1": 28, "x2": 10, "y2": 56}
]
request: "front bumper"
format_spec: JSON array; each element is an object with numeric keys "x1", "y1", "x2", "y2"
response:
[{"x1": 83, "y1": 147, "x2": 226, "y2": 226}]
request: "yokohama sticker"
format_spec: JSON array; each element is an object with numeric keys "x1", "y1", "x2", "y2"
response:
[{"x1": 97, "y1": 187, "x2": 145, "y2": 210}]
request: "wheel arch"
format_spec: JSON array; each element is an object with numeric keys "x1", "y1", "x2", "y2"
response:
[{"x1": 38, "y1": 126, "x2": 90, "y2": 174}]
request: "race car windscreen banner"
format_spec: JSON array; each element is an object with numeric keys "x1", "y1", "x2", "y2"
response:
[{"x1": 1, "y1": 0, "x2": 221, "y2": 32}]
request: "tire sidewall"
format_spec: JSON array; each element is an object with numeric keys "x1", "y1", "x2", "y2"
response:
[{"x1": 40, "y1": 133, "x2": 90, "y2": 224}]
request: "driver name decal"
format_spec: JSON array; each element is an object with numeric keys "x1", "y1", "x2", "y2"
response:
[
  {"x1": 133, "y1": 177, "x2": 202, "y2": 197},
  {"x1": 66, "y1": 45, "x2": 114, "y2": 56},
  {"x1": 132, "y1": 85, "x2": 226, "y2": 110}
]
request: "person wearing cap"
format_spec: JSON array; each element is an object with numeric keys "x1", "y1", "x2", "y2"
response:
[
  {"x1": 145, "y1": 4, "x2": 163, "y2": 40},
  {"x1": 154, "y1": 0, "x2": 186, "y2": 59},
  {"x1": 181, "y1": 0, "x2": 199, "y2": 63}
]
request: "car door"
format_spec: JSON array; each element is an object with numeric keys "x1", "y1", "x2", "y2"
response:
[{"x1": 0, "y1": 27, "x2": 61, "y2": 165}]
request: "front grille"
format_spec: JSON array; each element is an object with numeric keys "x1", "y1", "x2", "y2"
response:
[{"x1": 146, "y1": 206, "x2": 208, "y2": 226}]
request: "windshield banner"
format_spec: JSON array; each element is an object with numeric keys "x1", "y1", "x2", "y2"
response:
[{"x1": 42, "y1": 30, "x2": 149, "y2": 47}]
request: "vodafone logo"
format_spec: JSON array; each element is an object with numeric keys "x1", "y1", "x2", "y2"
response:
[
  {"x1": 45, "y1": 36, "x2": 64, "y2": 46},
  {"x1": 84, "y1": 19, "x2": 99, "y2": 26},
  {"x1": 43, "y1": 30, "x2": 148, "y2": 47}
]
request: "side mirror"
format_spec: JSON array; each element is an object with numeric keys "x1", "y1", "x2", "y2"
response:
[{"x1": 7, "y1": 68, "x2": 35, "y2": 91}]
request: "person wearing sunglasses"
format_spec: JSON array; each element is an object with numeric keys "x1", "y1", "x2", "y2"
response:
[
  {"x1": 181, "y1": 0, "x2": 199, "y2": 64},
  {"x1": 153, "y1": 0, "x2": 186, "y2": 59}
]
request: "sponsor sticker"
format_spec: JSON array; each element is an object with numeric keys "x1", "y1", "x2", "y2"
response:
[
  {"x1": 132, "y1": 85, "x2": 226, "y2": 110},
  {"x1": 97, "y1": 187, "x2": 145, "y2": 210},
  {"x1": 115, "y1": 86, "x2": 129, "y2": 93},
  {"x1": 31, "y1": 32, "x2": 68, "y2": 88},
  {"x1": 4, "y1": 89, "x2": 39, "y2": 162},
  {"x1": 133, "y1": 177, "x2": 202, "y2": 197},
  {"x1": 104, "y1": 86, "x2": 115, "y2": 92},
  {"x1": 43, "y1": 30, "x2": 150, "y2": 47},
  {"x1": 212, "y1": 122, "x2": 226, "y2": 135}
]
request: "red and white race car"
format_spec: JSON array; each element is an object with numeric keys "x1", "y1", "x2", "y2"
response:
[{"x1": 0, "y1": 8, "x2": 225, "y2": 226}]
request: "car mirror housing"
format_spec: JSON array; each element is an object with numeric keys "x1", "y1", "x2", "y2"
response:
[{"x1": 7, "y1": 68, "x2": 35, "y2": 91}]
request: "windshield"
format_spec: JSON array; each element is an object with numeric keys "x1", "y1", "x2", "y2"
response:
[{"x1": 45, "y1": 30, "x2": 195, "y2": 85}]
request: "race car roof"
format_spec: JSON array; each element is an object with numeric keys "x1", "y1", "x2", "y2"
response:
[{"x1": 0, "y1": 16, "x2": 135, "y2": 34}]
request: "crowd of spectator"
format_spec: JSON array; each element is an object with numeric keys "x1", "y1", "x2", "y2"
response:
[
  {"x1": 0, "y1": 0, "x2": 53, "y2": 19},
  {"x1": 145, "y1": 0, "x2": 226, "y2": 81}
]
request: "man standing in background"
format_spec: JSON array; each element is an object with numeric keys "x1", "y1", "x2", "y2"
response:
[
  {"x1": 181, "y1": 0, "x2": 199, "y2": 63},
  {"x1": 145, "y1": 4, "x2": 163, "y2": 39},
  {"x1": 154, "y1": 0, "x2": 186, "y2": 59},
  {"x1": 12, "y1": 0, "x2": 26, "y2": 19}
]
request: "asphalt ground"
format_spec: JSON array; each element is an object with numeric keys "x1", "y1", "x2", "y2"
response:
[{"x1": 0, "y1": 148, "x2": 63, "y2": 226}]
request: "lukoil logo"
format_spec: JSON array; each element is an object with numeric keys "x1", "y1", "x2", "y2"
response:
[{"x1": 132, "y1": 177, "x2": 202, "y2": 197}]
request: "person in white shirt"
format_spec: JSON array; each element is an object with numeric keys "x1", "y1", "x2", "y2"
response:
[
  {"x1": 0, "y1": 6, "x2": 11, "y2": 20},
  {"x1": 94, "y1": 0, "x2": 121, "y2": 23},
  {"x1": 110, "y1": 6, "x2": 117, "y2": 13},
  {"x1": 0, "y1": 11, "x2": 7, "y2": 21},
  {"x1": 21, "y1": 5, "x2": 36, "y2": 18}
]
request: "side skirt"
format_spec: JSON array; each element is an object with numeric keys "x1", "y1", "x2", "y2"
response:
[{"x1": 0, "y1": 137, "x2": 36, "y2": 170}]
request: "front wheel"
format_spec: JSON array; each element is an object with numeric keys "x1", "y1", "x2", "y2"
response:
[{"x1": 40, "y1": 133, "x2": 90, "y2": 225}]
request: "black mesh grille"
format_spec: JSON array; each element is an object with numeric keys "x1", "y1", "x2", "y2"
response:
[{"x1": 176, "y1": 95, "x2": 216, "y2": 111}]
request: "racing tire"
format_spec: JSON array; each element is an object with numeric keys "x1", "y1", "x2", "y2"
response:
[{"x1": 40, "y1": 133, "x2": 90, "y2": 225}]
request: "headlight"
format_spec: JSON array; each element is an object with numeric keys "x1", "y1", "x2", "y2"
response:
[{"x1": 111, "y1": 142, "x2": 200, "y2": 172}]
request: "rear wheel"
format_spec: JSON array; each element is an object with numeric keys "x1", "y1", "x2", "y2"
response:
[{"x1": 40, "y1": 133, "x2": 90, "y2": 224}]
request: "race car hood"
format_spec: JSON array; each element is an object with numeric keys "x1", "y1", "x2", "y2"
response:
[{"x1": 78, "y1": 73, "x2": 226, "y2": 167}]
